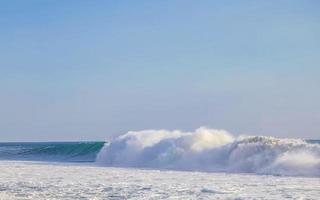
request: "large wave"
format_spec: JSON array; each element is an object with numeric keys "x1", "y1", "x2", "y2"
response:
[{"x1": 96, "y1": 127, "x2": 320, "y2": 177}]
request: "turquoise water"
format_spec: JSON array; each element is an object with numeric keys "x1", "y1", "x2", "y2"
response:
[
  {"x1": 307, "y1": 139, "x2": 320, "y2": 144},
  {"x1": 0, "y1": 142, "x2": 105, "y2": 162}
]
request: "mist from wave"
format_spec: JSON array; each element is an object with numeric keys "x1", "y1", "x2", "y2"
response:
[{"x1": 96, "y1": 127, "x2": 320, "y2": 177}]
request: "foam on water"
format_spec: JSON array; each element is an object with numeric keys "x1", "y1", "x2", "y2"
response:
[
  {"x1": 1, "y1": 161, "x2": 319, "y2": 199},
  {"x1": 96, "y1": 127, "x2": 320, "y2": 177}
]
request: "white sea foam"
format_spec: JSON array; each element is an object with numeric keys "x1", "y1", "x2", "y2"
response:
[
  {"x1": 96, "y1": 127, "x2": 320, "y2": 177},
  {"x1": 1, "y1": 161, "x2": 320, "y2": 199}
]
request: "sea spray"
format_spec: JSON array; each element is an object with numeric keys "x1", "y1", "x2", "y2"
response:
[{"x1": 96, "y1": 127, "x2": 320, "y2": 177}]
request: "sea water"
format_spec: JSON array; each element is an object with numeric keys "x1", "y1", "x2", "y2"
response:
[
  {"x1": 0, "y1": 161, "x2": 319, "y2": 199},
  {"x1": 0, "y1": 128, "x2": 319, "y2": 199}
]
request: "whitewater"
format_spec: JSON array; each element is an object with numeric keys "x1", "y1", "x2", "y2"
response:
[
  {"x1": 0, "y1": 127, "x2": 319, "y2": 199},
  {"x1": 96, "y1": 127, "x2": 320, "y2": 177},
  {"x1": 0, "y1": 160, "x2": 319, "y2": 199}
]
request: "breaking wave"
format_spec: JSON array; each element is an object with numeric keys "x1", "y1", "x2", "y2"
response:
[{"x1": 96, "y1": 127, "x2": 320, "y2": 177}]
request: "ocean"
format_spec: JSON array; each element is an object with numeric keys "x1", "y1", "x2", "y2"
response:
[
  {"x1": 0, "y1": 128, "x2": 319, "y2": 199},
  {"x1": 0, "y1": 142, "x2": 104, "y2": 163}
]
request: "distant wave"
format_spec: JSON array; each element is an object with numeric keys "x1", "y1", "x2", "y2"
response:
[
  {"x1": 96, "y1": 127, "x2": 320, "y2": 177},
  {"x1": 0, "y1": 142, "x2": 104, "y2": 162}
]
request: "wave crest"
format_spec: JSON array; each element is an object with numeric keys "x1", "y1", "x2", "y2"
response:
[{"x1": 96, "y1": 128, "x2": 320, "y2": 177}]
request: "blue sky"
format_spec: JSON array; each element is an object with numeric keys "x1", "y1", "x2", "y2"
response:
[{"x1": 0, "y1": 0, "x2": 319, "y2": 141}]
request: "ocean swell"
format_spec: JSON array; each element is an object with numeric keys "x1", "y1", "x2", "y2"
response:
[
  {"x1": 96, "y1": 127, "x2": 320, "y2": 177},
  {"x1": 0, "y1": 142, "x2": 104, "y2": 162}
]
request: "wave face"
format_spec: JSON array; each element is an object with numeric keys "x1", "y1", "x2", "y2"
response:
[
  {"x1": 0, "y1": 142, "x2": 104, "y2": 162},
  {"x1": 96, "y1": 127, "x2": 320, "y2": 177}
]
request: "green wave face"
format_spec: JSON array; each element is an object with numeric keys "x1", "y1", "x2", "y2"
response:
[{"x1": 0, "y1": 142, "x2": 105, "y2": 162}]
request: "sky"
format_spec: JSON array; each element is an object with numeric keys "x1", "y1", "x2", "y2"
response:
[{"x1": 0, "y1": 0, "x2": 319, "y2": 141}]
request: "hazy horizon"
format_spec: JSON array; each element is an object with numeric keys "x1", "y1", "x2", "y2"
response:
[{"x1": 1, "y1": 0, "x2": 320, "y2": 141}]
